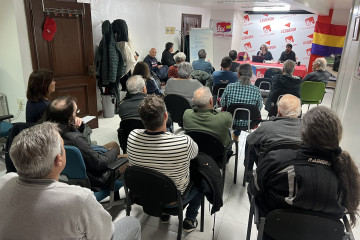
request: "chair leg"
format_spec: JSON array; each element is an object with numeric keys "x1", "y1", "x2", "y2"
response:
[
  {"x1": 200, "y1": 196, "x2": 205, "y2": 232},
  {"x1": 307, "y1": 104, "x2": 310, "y2": 110},
  {"x1": 246, "y1": 200, "x2": 255, "y2": 240},
  {"x1": 178, "y1": 207, "x2": 183, "y2": 240},
  {"x1": 257, "y1": 217, "x2": 266, "y2": 240},
  {"x1": 234, "y1": 140, "x2": 239, "y2": 184}
]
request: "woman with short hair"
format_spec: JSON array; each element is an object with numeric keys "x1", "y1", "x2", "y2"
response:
[{"x1": 257, "y1": 44, "x2": 273, "y2": 60}]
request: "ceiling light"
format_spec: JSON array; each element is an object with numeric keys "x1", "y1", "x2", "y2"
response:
[{"x1": 253, "y1": 5, "x2": 290, "y2": 11}]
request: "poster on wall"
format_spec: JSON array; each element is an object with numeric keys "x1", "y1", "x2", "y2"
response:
[
  {"x1": 240, "y1": 14, "x2": 318, "y2": 70},
  {"x1": 210, "y1": 19, "x2": 233, "y2": 38}
]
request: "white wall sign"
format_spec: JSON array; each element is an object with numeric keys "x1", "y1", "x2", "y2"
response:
[
  {"x1": 210, "y1": 19, "x2": 233, "y2": 38},
  {"x1": 189, "y1": 28, "x2": 214, "y2": 64}
]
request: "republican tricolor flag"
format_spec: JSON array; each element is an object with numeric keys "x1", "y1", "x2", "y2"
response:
[{"x1": 311, "y1": 22, "x2": 347, "y2": 56}]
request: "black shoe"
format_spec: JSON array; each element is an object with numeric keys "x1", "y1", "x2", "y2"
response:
[
  {"x1": 183, "y1": 218, "x2": 198, "y2": 232},
  {"x1": 160, "y1": 214, "x2": 170, "y2": 223}
]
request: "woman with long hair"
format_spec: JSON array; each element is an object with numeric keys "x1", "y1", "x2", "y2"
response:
[
  {"x1": 132, "y1": 61, "x2": 163, "y2": 96},
  {"x1": 25, "y1": 69, "x2": 56, "y2": 123}
]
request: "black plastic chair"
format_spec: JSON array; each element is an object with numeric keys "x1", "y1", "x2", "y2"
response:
[
  {"x1": 123, "y1": 165, "x2": 204, "y2": 240},
  {"x1": 212, "y1": 83, "x2": 228, "y2": 108},
  {"x1": 117, "y1": 118, "x2": 145, "y2": 153},
  {"x1": 266, "y1": 89, "x2": 300, "y2": 118},
  {"x1": 264, "y1": 68, "x2": 282, "y2": 79},
  {"x1": 164, "y1": 94, "x2": 192, "y2": 128},
  {"x1": 0, "y1": 114, "x2": 14, "y2": 162},
  {"x1": 254, "y1": 78, "x2": 272, "y2": 99},
  {"x1": 185, "y1": 130, "x2": 233, "y2": 185},
  {"x1": 246, "y1": 196, "x2": 354, "y2": 240}
]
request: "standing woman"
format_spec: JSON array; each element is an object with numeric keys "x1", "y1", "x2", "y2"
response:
[
  {"x1": 257, "y1": 44, "x2": 273, "y2": 61},
  {"x1": 26, "y1": 69, "x2": 56, "y2": 123}
]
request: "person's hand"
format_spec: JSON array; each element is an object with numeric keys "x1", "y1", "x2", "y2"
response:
[
  {"x1": 158, "y1": 65, "x2": 163, "y2": 68},
  {"x1": 74, "y1": 117, "x2": 83, "y2": 128}
]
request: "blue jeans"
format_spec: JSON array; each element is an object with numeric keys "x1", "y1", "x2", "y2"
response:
[{"x1": 164, "y1": 185, "x2": 203, "y2": 220}]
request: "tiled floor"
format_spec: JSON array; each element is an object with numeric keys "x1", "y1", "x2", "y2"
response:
[{"x1": 90, "y1": 88, "x2": 359, "y2": 239}]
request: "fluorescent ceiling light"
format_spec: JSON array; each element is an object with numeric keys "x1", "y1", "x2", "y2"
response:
[{"x1": 253, "y1": 5, "x2": 290, "y2": 11}]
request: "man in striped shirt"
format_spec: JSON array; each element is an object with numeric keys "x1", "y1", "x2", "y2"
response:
[{"x1": 127, "y1": 95, "x2": 202, "y2": 232}]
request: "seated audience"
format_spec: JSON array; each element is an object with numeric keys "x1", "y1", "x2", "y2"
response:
[
  {"x1": 41, "y1": 96, "x2": 121, "y2": 191},
  {"x1": 0, "y1": 122, "x2": 141, "y2": 239},
  {"x1": 183, "y1": 87, "x2": 232, "y2": 147},
  {"x1": 119, "y1": 75, "x2": 147, "y2": 120},
  {"x1": 257, "y1": 44, "x2": 273, "y2": 61},
  {"x1": 161, "y1": 42, "x2": 178, "y2": 67},
  {"x1": 265, "y1": 60, "x2": 302, "y2": 112},
  {"x1": 143, "y1": 48, "x2": 163, "y2": 74},
  {"x1": 26, "y1": 69, "x2": 56, "y2": 123},
  {"x1": 192, "y1": 49, "x2": 213, "y2": 75},
  {"x1": 165, "y1": 62, "x2": 203, "y2": 104},
  {"x1": 212, "y1": 56, "x2": 238, "y2": 86},
  {"x1": 246, "y1": 94, "x2": 302, "y2": 165},
  {"x1": 249, "y1": 106, "x2": 360, "y2": 229},
  {"x1": 229, "y1": 50, "x2": 240, "y2": 72},
  {"x1": 220, "y1": 64, "x2": 262, "y2": 140},
  {"x1": 133, "y1": 62, "x2": 163, "y2": 96},
  {"x1": 168, "y1": 52, "x2": 186, "y2": 78},
  {"x1": 278, "y1": 43, "x2": 296, "y2": 62},
  {"x1": 302, "y1": 57, "x2": 330, "y2": 84},
  {"x1": 127, "y1": 95, "x2": 202, "y2": 232}
]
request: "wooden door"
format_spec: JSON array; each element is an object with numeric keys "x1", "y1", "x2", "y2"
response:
[
  {"x1": 181, "y1": 14, "x2": 202, "y2": 61},
  {"x1": 25, "y1": 0, "x2": 98, "y2": 128}
]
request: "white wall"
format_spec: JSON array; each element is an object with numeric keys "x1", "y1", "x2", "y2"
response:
[
  {"x1": 0, "y1": 0, "x2": 31, "y2": 123},
  {"x1": 332, "y1": 0, "x2": 360, "y2": 164}
]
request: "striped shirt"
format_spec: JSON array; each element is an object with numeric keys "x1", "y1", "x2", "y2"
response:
[
  {"x1": 127, "y1": 129, "x2": 198, "y2": 194},
  {"x1": 220, "y1": 82, "x2": 263, "y2": 127}
]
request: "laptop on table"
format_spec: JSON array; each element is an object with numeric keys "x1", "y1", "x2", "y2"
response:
[{"x1": 252, "y1": 55, "x2": 265, "y2": 63}]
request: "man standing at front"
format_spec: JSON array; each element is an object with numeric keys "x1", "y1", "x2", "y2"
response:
[
  {"x1": 127, "y1": 95, "x2": 202, "y2": 232},
  {"x1": 0, "y1": 122, "x2": 141, "y2": 240}
]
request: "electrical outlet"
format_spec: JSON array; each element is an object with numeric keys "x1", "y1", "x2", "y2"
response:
[{"x1": 17, "y1": 98, "x2": 25, "y2": 111}]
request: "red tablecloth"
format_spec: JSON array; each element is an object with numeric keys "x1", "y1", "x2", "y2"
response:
[{"x1": 237, "y1": 61, "x2": 308, "y2": 79}]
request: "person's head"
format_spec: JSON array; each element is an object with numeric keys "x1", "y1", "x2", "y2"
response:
[
  {"x1": 133, "y1": 62, "x2": 150, "y2": 79},
  {"x1": 26, "y1": 69, "x2": 55, "y2": 101},
  {"x1": 285, "y1": 43, "x2": 292, "y2": 53},
  {"x1": 192, "y1": 87, "x2": 213, "y2": 109},
  {"x1": 229, "y1": 50, "x2": 238, "y2": 61},
  {"x1": 41, "y1": 96, "x2": 78, "y2": 129},
  {"x1": 238, "y1": 64, "x2": 253, "y2": 78},
  {"x1": 127, "y1": 75, "x2": 146, "y2": 95},
  {"x1": 10, "y1": 122, "x2": 65, "y2": 180},
  {"x1": 138, "y1": 95, "x2": 167, "y2": 131},
  {"x1": 149, "y1": 48, "x2": 157, "y2": 58},
  {"x1": 221, "y1": 56, "x2": 233, "y2": 70},
  {"x1": 301, "y1": 106, "x2": 360, "y2": 227},
  {"x1": 174, "y1": 52, "x2": 186, "y2": 64},
  {"x1": 165, "y1": 42, "x2": 174, "y2": 52},
  {"x1": 277, "y1": 94, "x2": 301, "y2": 118},
  {"x1": 283, "y1": 60, "x2": 296, "y2": 76},
  {"x1": 312, "y1": 57, "x2": 327, "y2": 71},
  {"x1": 177, "y1": 62, "x2": 194, "y2": 79},
  {"x1": 198, "y1": 49, "x2": 207, "y2": 59},
  {"x1": 260, "y1": 44, "x2": 268, "y2": 52}
]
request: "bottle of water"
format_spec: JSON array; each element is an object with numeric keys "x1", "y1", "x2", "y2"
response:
[{"x1": 243, "y1": 54, "x2": 247, "y2": 62}]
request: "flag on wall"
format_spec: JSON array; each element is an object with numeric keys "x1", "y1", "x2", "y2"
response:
[
  {"x1": 210, "y1": 19, "x2": 233, "y2": 38},
  {"x1": 311, "y1": 22, "x2": 347, "y2": 56}
]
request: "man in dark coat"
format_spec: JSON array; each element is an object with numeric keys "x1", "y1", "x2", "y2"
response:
[
  {"x1": 278, "y1": 43, "x2": 296, "y2": 62},
  {"x1": 161, "y1": 42, "x2": 178, "y2": 67},
  {"x1": 302, "y1": 57, "x2": 330, "y2": 84}
]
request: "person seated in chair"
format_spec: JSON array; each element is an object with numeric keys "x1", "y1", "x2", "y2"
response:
[
  {"x1": 0, "y1": 122, "x2": 141, "y2": 240},
  {"x1": 212, "y1": 56, "x2": 238, "y2": 86},
  {"x1": 192, "y1": 49, "x2": 213, "y2": 75},
  {"x1": 119, "y1": 75, "x2": 147, "y2": 121},
  {"x1": 302, "y1": 57, "x2": 330, "y2": 84},
  {"x1": 168, "y1": 52, "x2": 186, "y2": 78},
  {"x1": 41, "y1": 96, "x2": 122, "y2": 192},
  {"x1": 249, "y1": 106, "x2": 360, "y2": 228},
  {"x1": 220, "y1": 64, "x2": 262, "y2": 140},
  {"x1": 183, "y1": 87, "x2": 232, "y2": 147},
  {"x1": 229, "y1": 50, "x2": 241, "y2": 72},
  {"x1": 246, "y1": 94, "x2": 302, "y2": 166},
  {"x1": 265, "y1": 60, "x2": 302, "y2": 112},
  {"x1": 127, "y1": 95, "x2": 202, "y2": 232}
]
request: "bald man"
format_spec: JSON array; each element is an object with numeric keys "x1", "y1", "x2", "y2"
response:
[
  {"x1": 246, "y1": 94, "x2": 302, "y2": 165},
  {"x1": 143, "y1": 48, "x2": 163, "y2": 73}
]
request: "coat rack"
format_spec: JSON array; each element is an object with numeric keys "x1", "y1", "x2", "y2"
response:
[{"x1": 41, "y1": 0, "x2": 86, "y2": 17}]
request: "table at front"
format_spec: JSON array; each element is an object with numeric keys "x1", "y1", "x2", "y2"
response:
[{"x1": 237, "y1": 61, "x2": 308, "y2": 79}]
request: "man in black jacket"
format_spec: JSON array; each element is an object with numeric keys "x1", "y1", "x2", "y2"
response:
[
  {"x1": 41, "y1": 96, "x2": 121, "y2": 191},
  {"x1": 278, "y1": 43, "x2": 296, "y2": 62},
  {"x1": 161, "y1": 42, "x2": 178, "y2": 67}
]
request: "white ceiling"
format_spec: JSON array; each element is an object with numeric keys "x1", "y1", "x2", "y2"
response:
[{"x1": 146, "y1": 0, "x2": 353, "y2": 14}]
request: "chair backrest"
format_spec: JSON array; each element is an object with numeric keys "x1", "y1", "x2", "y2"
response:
[
  {"x1": 185, "y1": 130, "x2": 226, "y2": 168},
  {"x1": 164, "y1": 94, "x2": 192, "y2": 124},
  {"x1": 237, "y1": 52, "x2": 248, "y2": 61},
  {"x1": 60, "y1": 145, "x2": 91, "y2": 189},
  {"x1": 118, "y1": 119, "x2": 145, "y2": 153},
  {"x1": 212, "y1": 83, "x2": 228, "y2": 96},
  {"x1": 264, "y1": 209, "x2": 346, "y2": 240},
  {"x1": 300, "y1": 81, "x2": 326, "y2": 102},
  {"x1": 255, "y1": 78, "x2": 272, "y2": 90},
  {"x1": 123, "y1": 165, "x2": 181, "y2": 216},
  {"x1": 227, "y1": 103, "x2": 261, "y2": 121},
  {"x1": 264, "y1": 68, "x2": 282, "y2": 79}
]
